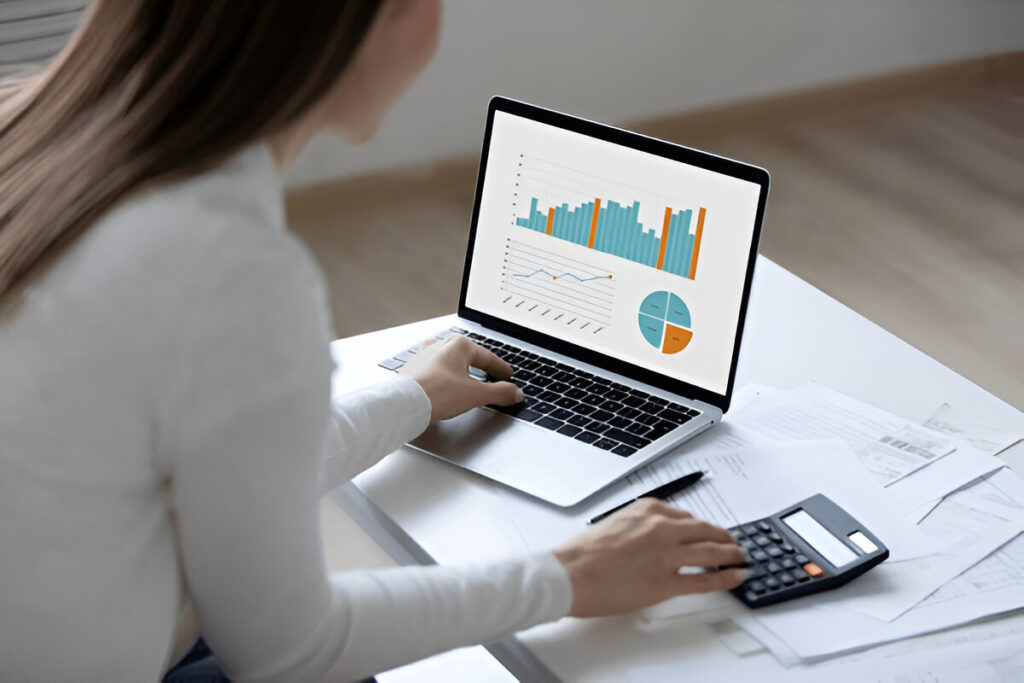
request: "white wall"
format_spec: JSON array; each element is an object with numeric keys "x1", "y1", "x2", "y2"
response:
[{"x1": 285, "y1": 0, "x2": 1024, "y2": 188}]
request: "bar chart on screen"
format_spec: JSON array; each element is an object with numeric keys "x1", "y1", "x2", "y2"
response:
[
  {"x1": 511, "y1": 155, "x2": 707, "y2": 280},
  {"x1": 500, "y1": 238, "x2": 615, "y2": 334}
]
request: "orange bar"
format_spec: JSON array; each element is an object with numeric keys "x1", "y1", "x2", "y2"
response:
[
  {"x1": 586, "y1": 198, "x2": 601, "y2": 248},
  {"x1": 656, "y1": 207, "x2": 672, "y2": 270},
  {"x1": 545, "y1": 207, "x2": 555, "y2": 236},
  {"x1": 688, "y1": 207, "x2": 706, "y2": 279}
]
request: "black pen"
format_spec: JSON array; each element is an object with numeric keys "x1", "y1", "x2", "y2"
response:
[{"x1": 587, "y1": 470, "x2": 705, "y2": 525}]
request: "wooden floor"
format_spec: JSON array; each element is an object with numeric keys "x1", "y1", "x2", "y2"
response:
[{"x1": 287, "y1": 70, "x2": 1024, "y2": 411}]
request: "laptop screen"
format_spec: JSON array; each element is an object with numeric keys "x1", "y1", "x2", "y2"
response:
[{"x1": 463, "y1": 105, "x2": 764, "y2": 399}]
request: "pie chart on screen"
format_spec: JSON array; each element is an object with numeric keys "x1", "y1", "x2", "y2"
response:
[{"x1": 638, "y1": 291, "x2": 692, "y2": 354}]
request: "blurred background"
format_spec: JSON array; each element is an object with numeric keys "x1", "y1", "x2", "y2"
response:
[{"x1": 4, "y1": 0, "x2": 1021, "y2": 408}]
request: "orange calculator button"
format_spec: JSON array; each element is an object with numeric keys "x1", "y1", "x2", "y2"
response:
[{"x1": 803, "y1": 562, "x2": 825, "y2": 578}]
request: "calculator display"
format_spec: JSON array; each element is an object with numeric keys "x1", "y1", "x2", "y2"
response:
[{"x1": 782, "y1": 510, "x2": 857, "y2": 568}]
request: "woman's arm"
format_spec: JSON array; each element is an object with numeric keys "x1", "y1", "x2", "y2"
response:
[
  {"x1": 165, "y1": 232, "x2": 568, "y2": 681},
  {"x1": 167, "y1": 225, "x2": 743, "y2": 681},
  {"x1": 320, "y1": 335, "x2": 523, "y2": 490},
  {"x1": 320, "y1": 375, "x2": 431, "y2": 491}
]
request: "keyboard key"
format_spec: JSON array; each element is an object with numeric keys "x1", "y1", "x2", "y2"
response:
[
  {"x1": 751, "y1": 550, "x2": 769, "y2": 562},
  {"x1": 605, "y1": 390, "x2": 629, "y2": 402},
  {"x1": 565, "y1": 388, "x2": 588, "y2": 400},
  {"x1": 636, "y1": 414, "x2": 661, "y2": 425},
  {"x1": 552, "y1": 371, "x2": 575, "y2": 382},
  {"x1": 645, "y1": 424, "x2": 674, "y2": 441},
  {"x1": 612, "y1": 444, "x2": 637, "y2": 457},
  {"x1": 778, "y1": 571, "x2": 795, "y2": 586},
  {"x1": 781, "y1": 558, "x2": 797, "y2": 570},
  {"x1": 591, "y1": 410, "x2": 615, "y2": 422},
  {"x1": 764, "y1": 577, "x2": 781, "y2": 591},
  {"x1": 609, "y1": 416, "x2": 632, "y2": 428},
  {"x1": 766, "y1": 547, "x2": 784, "y2": 559},
  {"x1": 622, "y1": 396, "x2": 646, "y2": 408},
  {"x1": 378, "y1": 357, "x2": 404, "y2": 371},
  {"x1": 581, "y1": 394, "x2": 605, "y2": 406},
  {"x1": 766, "y1": 561, "x2": 782, "y2": 573},
  {"x1": 618, "y1": 407, "x2": 641, "y2": 419},
  {"x1": 468, "y1": 332, "x2": 485, "y2": 340},
  {"x1": 742, "y1": 525, "x2": 758, "y2": 535},
  {"x1": 533, "y1": 402, "x2": 557, "y2": 414},
  {"x1": 758, "y1": 521, "x2": 772, "y2": 533},
  {"x1": 535, "y1": 417, "x2": 564, "y2": 431},
  {"x1": 513, "y1": 408, "x2": 542, "y2": 422},
  {"x1": 574, "y1": 431, "x2": 600, "y2": 444},
  {"x1": 551, "y1": 409, "x2": 574, "y2": 421},
  {"x1": 591, "y1": 376, "x2": 612, "y2": 385},
  {"x1": 532, "y1": 376, "x2": 552, "y2": 387},
  {"x1": 648, "y1": 396, "x2": 668, "y2": 406},
  {"x1": 549, "y1": 381, "x2": 571, "y2": 393},
  {"x1": 594, "y1": 438, "x2": 618, "y2": 451},
  {"x1": 574, "y1": 404, "x2": 597, "y2": 416},
  {"x1": 658, "y1": 408, "x2": 691, "y2": 424},
  {"x1": 522, "y1": 385, "x2": 544, "y2": 397},
  {"x1": 557, "y1": 424, "x2": 582, "y2": 437},
  {"x1": 569, "y1": 377, "x2": 593, "y2": 389},
  {"x1": 754, "y1": 535, "x2": 771, "y2": 547},
  {"x1": 790, "y1": 568, "x2": 810, "y2": 582},
  {"x1": 600, "y1": 400, "x2": 624, "y2": 412},
  {"x1": 749, "y1": 580, "x2": 766, "y2": 595},
  {"x1": 568, "y1": 414, "x2": 591, "y2": 427},
  {"x1": 556, "y1": 397, "x2": 579, "y2": 410},
  {"x1": 610, "y1": 382, "x2": 631, "y2": 392},
  {"x1": 624, "y1": 422, "x2": 651, "y2": 437},
  {"x1": 795, "y1": 554, "x2": 810, "y2": 565},
  {"x1": 781, "y1": 543, "x2": 796, "y2": 554},
  {"x1": 601, "y1": 428, "x2": 652, "y2": 449},
  {"x1": 538, "y1": 391, "x2": 560, "y2": 402}
]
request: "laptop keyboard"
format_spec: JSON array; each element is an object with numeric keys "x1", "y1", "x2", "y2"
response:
[{"x1": 378, "y1": 327, "x2": 701, "y2": 458}]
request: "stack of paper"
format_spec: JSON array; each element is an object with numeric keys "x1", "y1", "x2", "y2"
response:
[{"x1": 710, "y1": 383, "x2": 1024, "y2": 667}]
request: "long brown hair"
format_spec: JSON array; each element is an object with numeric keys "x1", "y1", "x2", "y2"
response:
[{"x1": 0, "y1": 0, "x2": 382, "y2": 300}]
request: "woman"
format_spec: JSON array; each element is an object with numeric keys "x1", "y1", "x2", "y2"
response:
[{"x1": 0, "y1": 2, "x2": 746, "y2": 680}]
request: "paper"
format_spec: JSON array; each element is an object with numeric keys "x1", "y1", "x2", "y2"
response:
[
  {"x1": 730, "y1": 468, "x2": 1024, "y2": 661},
  {"x1": 838, "y1": 495, "x2": 1022, "y2": 621},
  {"x1": 733, "y1": 531, "x2": 1024, "y2": 663},
  {"x1": 731, "y1": 383, "x2": 1000, "y2": 510},
  {"x1": 924, "y1": 402, "x2": 1023, "y2": 455}
]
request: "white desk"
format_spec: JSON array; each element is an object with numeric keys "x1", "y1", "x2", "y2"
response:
[{"x1": 329, "y1": 257, "x2": 1024, "y2": 681}]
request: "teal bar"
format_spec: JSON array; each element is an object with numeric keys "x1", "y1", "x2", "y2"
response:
[
  {"x1": 609, "y1": 202, "x2": 622, "y2": 256},
  {"x1": 674, "y1": 210, "x2": 693, "y2": 275}
]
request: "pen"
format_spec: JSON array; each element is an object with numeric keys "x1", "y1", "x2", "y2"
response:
[{"x1": 587, "y1": 470, "x2": 705, "y2": 524}]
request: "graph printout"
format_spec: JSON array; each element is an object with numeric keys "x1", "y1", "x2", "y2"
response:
[{"x1": 465, "y1": 110, "x2": 761, "y2": 395}]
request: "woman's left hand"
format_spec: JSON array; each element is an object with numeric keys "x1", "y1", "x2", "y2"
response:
[{"x1": 400, "y1": 336, "x2": 524, "y2": 421}]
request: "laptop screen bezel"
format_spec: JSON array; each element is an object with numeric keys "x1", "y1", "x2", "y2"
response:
[{"x1": 457, "y1": 96, "x2": 770, "y2": 413}]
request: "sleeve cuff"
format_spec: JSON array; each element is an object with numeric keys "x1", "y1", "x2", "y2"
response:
[
  {"x1": 386, "y1": 374, "x2": 432, "y2": 443},
  {"x1": 532, "y1": 551, "x2": 574, "y2": 622}
]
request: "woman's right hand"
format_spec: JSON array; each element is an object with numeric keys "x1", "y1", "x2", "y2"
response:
[{"x1": 553, "y1": 498, "x2": 747, "y2": 617}]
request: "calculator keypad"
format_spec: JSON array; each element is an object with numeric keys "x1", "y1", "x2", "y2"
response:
[{"x1": 729, "y1": 518, "x2": 825, "y2": 604}]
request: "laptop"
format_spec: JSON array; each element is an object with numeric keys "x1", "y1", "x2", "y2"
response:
[{"x1": 377, "y1": 97, "x2": 769, "y2": 507}]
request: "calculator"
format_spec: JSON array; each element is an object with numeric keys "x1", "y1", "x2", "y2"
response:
[{"x1": 727, "y1": 494, "x2": 889, "y2": 608}]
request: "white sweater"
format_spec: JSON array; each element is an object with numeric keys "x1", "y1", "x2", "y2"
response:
[{"x1": 0, "y1": 145, "x2": 572, "y2": 682}]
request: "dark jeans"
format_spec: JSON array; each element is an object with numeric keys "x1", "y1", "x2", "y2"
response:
[
  {"x1": 162, "y1": 638, "x2": 378, "y2": 683},
  {"x1": 162, "y1": 639, "x2": 229, "y2": 683}
]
